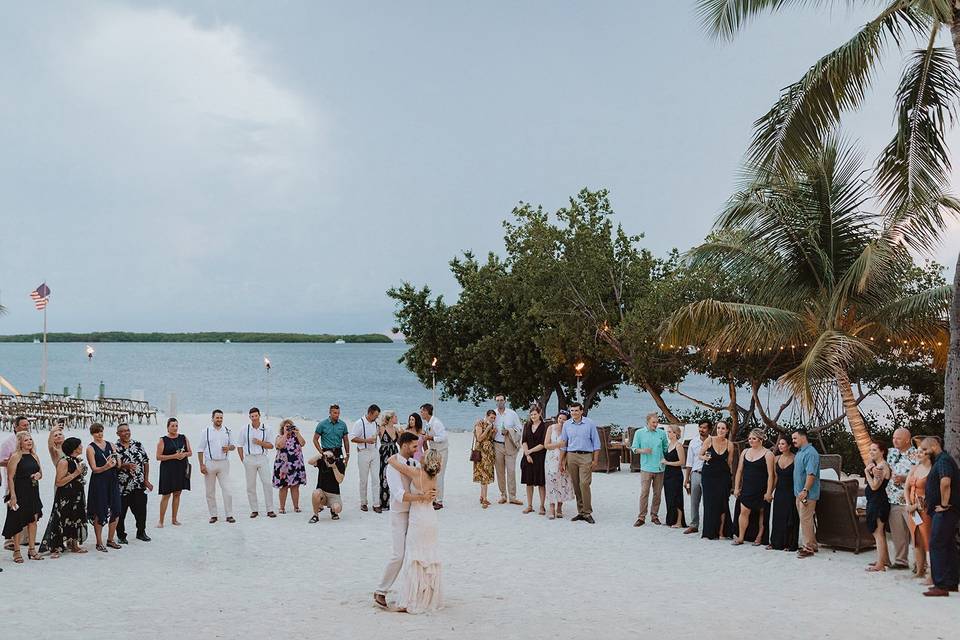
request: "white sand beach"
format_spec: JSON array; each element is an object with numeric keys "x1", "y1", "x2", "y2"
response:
[{"x1": 2, "y1": 412, "x2": 955, "y2": 639}]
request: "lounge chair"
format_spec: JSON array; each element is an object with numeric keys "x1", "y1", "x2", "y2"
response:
[
  {"x1": 815, "y1": 476, "x2": 875, "y2": 554},
  {"x1": 595, "y1": 426, "x2": 621, "y2": 473}
]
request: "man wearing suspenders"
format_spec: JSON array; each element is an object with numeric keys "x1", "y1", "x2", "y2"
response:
[
  {"x1": 198, "y1": 409, "x2": 237, "y2": 524},
  {"x1": 350, "y1": 404, "x2": 380, "y2": 512},
  {"x1": 238, "y1": 407, "x2": 277, "y2": 519}
]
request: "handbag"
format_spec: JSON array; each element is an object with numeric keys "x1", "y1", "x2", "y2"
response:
[{"x1": 470, "y1": 433, "x2": 482, "y2": 463}]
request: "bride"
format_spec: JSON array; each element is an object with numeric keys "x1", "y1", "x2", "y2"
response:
[{"x1": 387, "y1": 449, "x2": 443, "y2": 613}]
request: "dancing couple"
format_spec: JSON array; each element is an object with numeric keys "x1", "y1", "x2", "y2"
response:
[{"x1": 374, "y1": 430, "x2": 444, "y2": 614}]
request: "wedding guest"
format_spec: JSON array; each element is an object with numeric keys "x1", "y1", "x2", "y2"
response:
[
  {"x1": 544, "y1": 410, "x2": 574, "y2": 519},
  {"x1": 86, "y1": 422, "x2": 121, "y2": 552},
  {"x1": 46, "y1": 426, "x2": 66, "y2": 465},
  {"x1": 520, "y1": 405, "x2": 547, "y2": 515},
  {"x1": 885, "y1": 427, "x2": 918, "y2": 570},
  {"x1": 198, "y1": 409, "x2": 237, "y2": 524},
  {"x1": 662, "y1": 424, "x2": 687, "y2": 528},
  {"x1": 906, "y1": 444, "x2": 933, "y2": 582},
  {"x1": 733, "y1": 429, "x2": 774, "y2": 546},
  {"x1": 793, "y1": 428, "x2": 821, "y2": 559},
  {"x1": 116, "y1": 423, "x2": 153, "y2": 544},
  {"x1": 351, "y1": 404, "x2": 381, "y2": 512},
  {"x1": 156, "y1": 417, "x2": 191, "y2": 527},
  {"x1": 313, "y1": 404, "x2": 350, "y2": 463},
  {"x1": 273, "y1": 419, "x2": 307, "y2": 514},
  {"x1": 700, "y1": 421, "x2": 734, "y2": 540},
  {"x1": 377, "y1": 411, "x2": 401, "y2": 513},
  {"x1": 865, "y1": 441, "x2": 892, "y2": 572},
  {"x1": 683, "y1": 421, "x2": 711, "y2": 534},
  {"x1": 2, "y1": 432, "x2": 43, "y2": 563},
  {"x1": 472, "y1": 410, "x2": 496, "y2": 508},
  {"x1": 40, "y1": 437, "x2": 88, "y2": 557},
  {"x1": 769, "y1": 436, "x2": 799, "y2": 551},
  {"x1": 406, "y1": 413, "x2": 428, "y2": 462},
  {"x1": 238, "y1": 407, "x2": 276, "y2": 519},
  {"x1": 1, "y1": 416, "x2": 29, "y2": 552},
  {"x1": 920, "y1": 437, "x2": 959, "y2": 597},
  {"x1": 493, "y1": 394, "x2": 523, "y2": 505},
  {"x1": 631, "y1": 412, "x2": 669, "y2": 526},
  {"x1": 309, "y1": 450, "x2": 345, "y2": 522},
  {"x1": 421, "y1": 403, "x2": 448, "y2": 510},
  {"x1": 559, "y1": 402, "x2": 600, "y2": 524}
]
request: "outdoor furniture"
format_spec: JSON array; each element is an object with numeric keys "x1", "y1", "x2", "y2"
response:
[
  {"x1": 815, "y1": 477, "x2": 876, "y2": 554},
  {"x1": 627, "y1": 426, "x2": 641, "y2": 472},
  {"x1": 595, "y1": 426, "x2": 621, "y2": 473}
]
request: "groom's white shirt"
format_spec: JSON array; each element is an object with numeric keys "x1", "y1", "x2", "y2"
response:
[{"x1": 386, "y1": 452, "x2": 417, "y2": 512}]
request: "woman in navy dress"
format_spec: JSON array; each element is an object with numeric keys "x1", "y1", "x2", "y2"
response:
[
  {"x1": 86, "y1": 423, "x2": 122, "y2": 552},
  {"x1": 700, "y1": 421, "x2": 735, "y2": 540},
  {"x1": 769, "y1": 436, "x2": 799, "y2": 551},
  {"x1": 733, "y1": 429, "x2": 775, "y2": 545},
  {"x1": 865, "y1": 441, "x2": 892, "y2": 572}
]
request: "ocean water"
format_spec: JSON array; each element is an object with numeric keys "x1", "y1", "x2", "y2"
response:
[{"x1": 0, "y1": 342, "x2": 866, "y2": 430}]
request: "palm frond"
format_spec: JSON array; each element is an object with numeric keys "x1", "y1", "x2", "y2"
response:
[
  {"x1": 877, "y1": 27, "x2": 960, "y2": 252},
  {"x1": 695, "y1": 0, "x2": 851, "y2": 40},
  {"x1": 856, "y1": 283, "x2": 951, "y2": 340},
  {"x1": 662, "y1": 299, "x2": 806, "y2": 351},
  {"x1": 779, "y1": 330, "x2": 872, "y2": 407},
  {"x1": 751, "y1": 3, "x2": 929, "y2": 171}
]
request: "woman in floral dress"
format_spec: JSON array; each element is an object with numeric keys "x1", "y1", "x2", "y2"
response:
[
  {"x1": 472, "y1": 410, "x2": 496, "y2": 508},
  {"x1": 377, "y1": 411, "x2": 400, "y2": 512},
  {"x1": 543, "y1": 411, "x2": 575, "y2": 520},
  {"x1": 273, "y1": 418, "x2": 307, "y2": 513},
  {"x1": 41, "y1": 437, "x2": 88, "y2": 557}
]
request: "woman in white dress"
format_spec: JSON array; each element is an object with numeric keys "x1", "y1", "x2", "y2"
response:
[
  {"x1": 387, "y1": 449, "x2": 443, "y2": 613},
  {"x1": 544, "y1": 412, "x2": 575, "y2": 520}
]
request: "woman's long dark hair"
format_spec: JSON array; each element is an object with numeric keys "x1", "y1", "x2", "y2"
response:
[{"x1": 407, "y1": 413, "x2": 423, "y2": 433}]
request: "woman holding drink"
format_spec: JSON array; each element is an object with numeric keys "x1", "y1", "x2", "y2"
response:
[{"x1": 86, "y1": 422, "x2": 122, "y2": 552}]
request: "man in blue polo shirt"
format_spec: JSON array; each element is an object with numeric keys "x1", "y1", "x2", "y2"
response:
[
  {"x1": 313, "y1": 404, "x2": 351, "y2": 464},
  {"x1": 792, "y1": 428, "x2": 821, "y2": 559},
  {"x1": 559, "y1": 402, "x2": 600, "y2": 524}
]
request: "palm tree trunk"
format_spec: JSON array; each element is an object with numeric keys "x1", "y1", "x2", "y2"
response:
[
  {"x1": 836, "y1": 369, "x2": 872, "y2": 465},
  {"x1": 727, "y1": 377, "x2": 740, "y2": 441},
  {"x1": 944, "y1": 251, "x2": 960, "y2": 460}
]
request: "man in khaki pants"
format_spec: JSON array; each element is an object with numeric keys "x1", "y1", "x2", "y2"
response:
[
  {"x1": 559, "y1": 403, "x2": 600, "y2": 524},
  {"x1": 792, "y1": 428, "x2": 820, "y2": 558},
  {"x1": 493, "y1": 394, "x2": 522, "y2": 505},
  {"x1": 631, "y1": 413, "x2": 669, "y2": 526},
  {"x1": 882, "y1": 428, "x2": 918, "y2": 569}
]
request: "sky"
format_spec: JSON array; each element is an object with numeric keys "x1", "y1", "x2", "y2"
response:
[{"x1": 0, "y1": 2, "x2": 958, "y2": 334}]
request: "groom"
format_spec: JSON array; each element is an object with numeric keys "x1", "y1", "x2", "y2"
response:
[{"x1": 374, "y1": 431, "x2": 434, "y2": 609}]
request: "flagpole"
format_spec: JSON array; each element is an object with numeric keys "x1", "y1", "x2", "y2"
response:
[{"x1": 41, "y1": 305, "x2": 48, "y2": 394}]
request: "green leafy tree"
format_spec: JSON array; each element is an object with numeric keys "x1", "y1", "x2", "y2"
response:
[{"x1": 695, "y1": 0, "x2": 960, "y2": 459}]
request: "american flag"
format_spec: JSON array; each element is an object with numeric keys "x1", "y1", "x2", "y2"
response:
[{"x1": 30, "y1": 283, "x2": 51, "y2": 310}]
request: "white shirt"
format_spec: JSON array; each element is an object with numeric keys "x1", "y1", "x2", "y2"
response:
[
  {"x1": 686, "y1": 436, "x2": 706, "y2": 472},
  {"x1": 350, "y1": 416, "x2": 379, "y2": 451},
  {"x1": 199, "y1": 425, "x2": 235, "y2": 461},
  {"x1": 493, "y1": 408, "x2": 521, "y2": 443},
  {"x1": 386, "y1": 453, "x2": 418, "y2": 512},
  {"x1": 239, "y1": 423, "x2": 276, "y2": 456},
  {"x1": 424, "y1": 416, "x2": 447, "y2": 445}
]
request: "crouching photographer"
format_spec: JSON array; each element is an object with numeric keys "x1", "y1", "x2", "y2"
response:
[{"x1": 308, "y1": 450, "x2": 345, "y2": 522}]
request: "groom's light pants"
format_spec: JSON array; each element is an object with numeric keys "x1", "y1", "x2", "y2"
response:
[{"x1": 377, "y1": 510, "x2": 409, "y2": 594}]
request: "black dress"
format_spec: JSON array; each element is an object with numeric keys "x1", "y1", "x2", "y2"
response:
[
  {"x1": 379, "y1": 428, "x2": 399, "y2": 509},
  {"x1": 159, "y1": 435, "x2": 191, "y2": 495},
  {"x1": 2, "y1": 454, "x2": 43, "y2": 538},
  {"x1": 770, "y1": 460, "x2": 799, "y2": 550},
  {"x1": 663, "y1": 446, "x2": 687, "y2": 527},
  {"x1": 87, "y1": 442, "x2": 121, "y2": 524},
  {"x1": 520, "y1": 422, "x2": 547, "y2": 487},
  {"x1": 701, "y1": 444, "x2": 733, "y2": 539},
  {"x1": 734, "y1": 454, "x2": 770, "y2": 544},
  {"x1": 865, "y1": 474, "x2": 891, "y2": 533},
  {"x1": 41, "y1": 456, "x2": 88, "y2": 552}
]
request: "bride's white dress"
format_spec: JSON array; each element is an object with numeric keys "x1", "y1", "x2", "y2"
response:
[{"x1": 395, "y1": 480, "x2": 443, "y2": 613}]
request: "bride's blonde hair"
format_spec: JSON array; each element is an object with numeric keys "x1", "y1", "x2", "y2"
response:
[
  {"x1": 380, "y1": 410, "x2": 397, "y2": 428},
  {"x1": 422, "y1": 450, "x2": 442, "y2": 477}
]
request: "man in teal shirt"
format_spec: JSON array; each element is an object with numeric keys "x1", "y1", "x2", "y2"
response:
[
  {"x1": 631, "y1": 412, "x2": 669, "y2": 526},
  {"x1": 313, "y1": 404, "x2": 351, "y2": 464}
]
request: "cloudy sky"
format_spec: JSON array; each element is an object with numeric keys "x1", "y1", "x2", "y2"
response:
[{"x1": 1, "y1": 2, "x2": 958, "y2": 334}]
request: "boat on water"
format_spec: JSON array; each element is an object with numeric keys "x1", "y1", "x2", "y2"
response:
[
  {"x1": 335, "y1": 339, "x2": 346, "y2": 344},
  {"x1": 32, "y1": 338, "x2": 40, "y2": 344},
  {"x1": 224, "y1": 339, "x2": 232, "y2": 344}
]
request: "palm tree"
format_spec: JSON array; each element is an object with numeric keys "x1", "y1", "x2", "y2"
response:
[
  {"x1": 695, "y1": 0, "x2": 960, "y2": 458},
  {"x1": 663, "y1": 137, "x2": 949, "y2": 464}
]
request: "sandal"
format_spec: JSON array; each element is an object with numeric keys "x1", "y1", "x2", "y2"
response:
[
  {"x1": 522, "y1": 507, "x2": 534, "y2": 514},
  {"x1": 28, "y1": 549, "x2": 43, "y2": 560},
  {"x1": 294, "y1": 508, "x2": 302, "y2": 513},
  {"x1": 538, "y1": 507, "x2": 546, "y2": 516},
  {"x1": 106, "y1": 540, "x2": 121, "y2": 550},
  {"x1": 96, "y1": 544, "x2": 108, "y2": 553},
  {"x1": 865, "y1": 565, "x2": 886, "y2": 572},
  {"x1": 13, "y1": 550, "x2": 23, "y2": 564},
  {"x1": 279, "y1": 508, "x2": 286, "y2": 515},
  {"x1": 651, "y1": 516, "x2": 662, "y2": 525},
  {"x1": 481, "y1": 502, "x2": 489, "y2": 509},
  {"x1": 70, "y1": 545, "x2": 88, "y2": 554}
]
